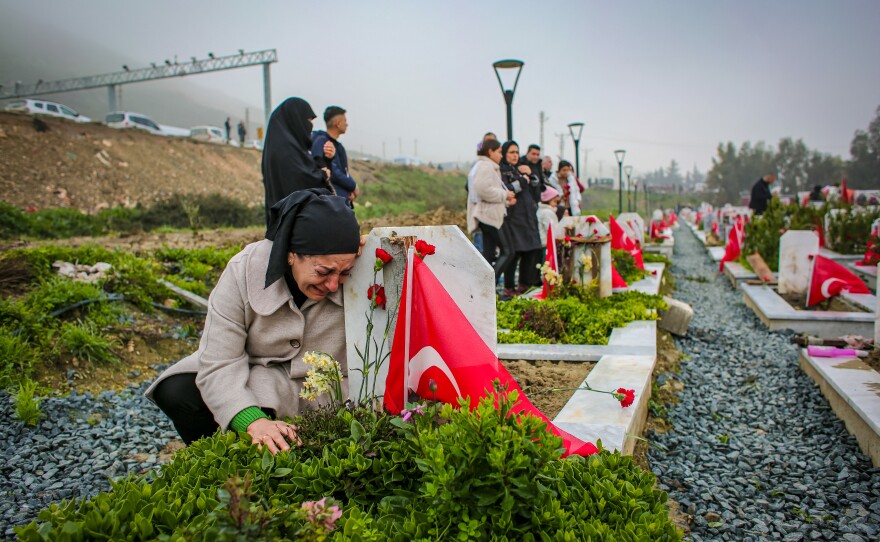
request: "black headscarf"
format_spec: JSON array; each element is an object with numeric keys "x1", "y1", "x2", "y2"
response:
[
  {"x1": 264, "y1": 189, "x2": 361, "y2": 288},
  {"x1": 262, "y1": 97, "x2": 333, "y2": 224}
]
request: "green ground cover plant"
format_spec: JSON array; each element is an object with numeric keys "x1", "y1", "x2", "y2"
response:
[
  {"x1": 827, "y1": 204, "x2": 880, "y2": 255},
  {"x1": 18, "y1": 391, "x2": 681, "y2": 541},
  {"x1": 13, "y1": 378, "x2": 43, "y2": 426},
  {"x1": 0, "y1": 244, "x2": 237, "y2": 389},
  {"x1": 612, "y1": 249, "x2": 647, "y2": 284},
  {"x1": 498, "y1": 291, "x2": 667, "y2": 345}
]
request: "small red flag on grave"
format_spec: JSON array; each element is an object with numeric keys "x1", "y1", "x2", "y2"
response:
[
  {"x1": 806, "y1": 254, "x2": 870, "y2": 306},
  {"x1": 612, "y1": 264, "x2": 628, "y2": 288},
  {"x1": 384, "y1": 253, "x2": 599, "y2": 457},
  {"x1": 840, "y1": 178, "x2": 850, "y2": 204},
  {"x1": 719, "y1": 219, "x2": 744, "y2": 272},
  {"x1": 609, "y1": 214, "x2": 645, "y2": 270},
  {"x1": 533, "y1": 222, "x2": 558, "y2": 300}
]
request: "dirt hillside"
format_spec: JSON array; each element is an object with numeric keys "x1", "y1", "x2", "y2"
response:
[{"x1": 0, "y1": 112, "x2": 382, "y2": 212}]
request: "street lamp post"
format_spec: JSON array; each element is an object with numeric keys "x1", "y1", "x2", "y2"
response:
[
  {"x1": 492, "y1": 59, "x2": 525, "y2": 141},
  {"x1": 644, "y1": 182, "x2": 649, "y2": 217},
  {"x1": 624, "y1": 165, "x2": 633, "y2": 212},
  {"x1": 567, "y1": 122, "x2": 584, "y2": 179},
  {"x1": 614, "y1": 149, "x2": 626, "y2": 215}
]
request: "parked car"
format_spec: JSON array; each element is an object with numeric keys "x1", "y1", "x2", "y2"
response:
[
  {"x1": 5, "y1": 99, "x2": 91, "y2": 123},
  {"x1": 244, "y1": 139, "x2": 263, "y2": 151},
  {"x1": 104, "y1": 111, "x2": 163, "y2": 135},
  {"x1": 190, "y1": 125, "x2": 227, "y2": 144}
]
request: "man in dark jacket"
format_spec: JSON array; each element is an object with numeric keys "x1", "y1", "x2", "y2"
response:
[
  {"x1": 749, "y1": 173, "x2": 776, "y2": 215},
  {"x1": 312, "y1": 106, "x2": 358, "y2": 207}
]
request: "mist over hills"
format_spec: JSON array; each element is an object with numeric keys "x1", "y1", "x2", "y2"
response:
[{"x1": 0, "y1": 10, "x2": 265, "y2": 132}]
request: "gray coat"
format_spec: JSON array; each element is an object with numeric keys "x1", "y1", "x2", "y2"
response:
[{"x1": 145, "y1": 239, "x2": 348, "y2": 430}]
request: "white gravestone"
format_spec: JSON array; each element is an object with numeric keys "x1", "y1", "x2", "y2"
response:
[
  {"x1": 778, "y1": 230, "x2": 819, "y2": 295},
  {"x1": 618, "y1": 212, "x2": 645, "y2": 246},
  {"x1": 343, "y1": 225, "x2": 496, "y2": 404},
  {"x1": 559, "y1": 215, "x2": 612, "y2": 298}
]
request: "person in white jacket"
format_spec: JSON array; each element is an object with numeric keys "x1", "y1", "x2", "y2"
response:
[
  {"x1": 471, "y1": 138, "x2": 516, "y2": 280},
  {"x1": 547, "y1": 160, "x2": 581, "y2": 218},
  {"x1": 466, "y1": 132, "x2": 498, "y2": 252}
]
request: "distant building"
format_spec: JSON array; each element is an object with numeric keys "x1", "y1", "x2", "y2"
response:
[
  {"x1": 392, "y1": 155, "x2": 421, "y2": 166},
  {"x1": 589, "y1": 177, "x2": 615, "y2": 188}
]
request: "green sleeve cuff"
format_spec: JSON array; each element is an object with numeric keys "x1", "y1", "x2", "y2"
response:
[{"x1": 230, "y1": 406, "x2": 269, "y2": 433}]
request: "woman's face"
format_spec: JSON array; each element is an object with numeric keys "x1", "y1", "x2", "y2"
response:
[
  {"x1": 488, "y1": 146, "x2": 502, "y2": 164},
  {"x1": 505, "y1": 145, "x2": 519, "y2": 165},
  {"x1": 289, "y1": 253, "x2": 357, "y2": 300}
]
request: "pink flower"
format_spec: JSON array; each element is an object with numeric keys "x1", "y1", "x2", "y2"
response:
[{"x1": 401, "y1": 403, "x2": 426, "y2": 422}]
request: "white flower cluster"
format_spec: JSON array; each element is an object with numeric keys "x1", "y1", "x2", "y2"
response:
[
  {"x1": 300, "y1": 351, "x2": 342, "y2": 402},
  {"x1": 579, "y1": 252, "x2": 593, "y2": 272},
  {"x1": 538, "y1": 262, "x2": 563, "y2": 287}
]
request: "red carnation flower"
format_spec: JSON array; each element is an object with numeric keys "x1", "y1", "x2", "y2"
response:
[
  {"x1": 367, "y1": 284, "x2": 386, "y2": 310},
  {"x1": 616, "y1": 388, "x2": 635, "y2": 408},
  {"x1": 415, "y1": 239, "x2": 436, "y2": 258},
  {"x1": 374, "y1": 248, "x2": 393, "y2": 271}
]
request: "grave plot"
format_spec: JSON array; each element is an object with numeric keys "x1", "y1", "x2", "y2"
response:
[
  {"x1": 741, "y1": 231, "x2": 876, "y2": 337},
  {"x1": 489, "y1": 215, "x2": 677, "y2": 454},
  {"x1": 798, "y1": 347, "x2": 880, "y2": 467},
  {"x1": 847, "y1": 261, "x2": 878, "y2": 291}
]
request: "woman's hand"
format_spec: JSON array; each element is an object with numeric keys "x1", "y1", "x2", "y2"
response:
[
  {"x1": 247, "y1": 418, "x2": 301, "y2": 455},
  {"x1": 506, "y1": 191, "x2": 517, "y2": 206},
  {"x1": 517, "y1": 165, "x2": 532, "y2": 175}
]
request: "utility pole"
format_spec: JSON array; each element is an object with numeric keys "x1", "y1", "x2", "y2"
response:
[
  {"x1": 244, "y1": 108, "x2": 250, "y2": 137},
  {"x1": 539, "y1": 111, "x2": 547, "y2": 151},
  {"x1": 414, "y1": 138, "x2": 418, "y2": 157},
  {"x1": 555, "y1": 133, "x2": 568, "y2": 160},
  {"x1": 398, "y1": 137, "x2": 402, "y2": 155},
  {"x1": 382, "y1": 141, "x2": 386, "y2": 162}
]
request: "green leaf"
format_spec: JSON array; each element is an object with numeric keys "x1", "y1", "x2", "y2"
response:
[{"x1": 351, "y1": 419, "x2": 365, "y2": 441}]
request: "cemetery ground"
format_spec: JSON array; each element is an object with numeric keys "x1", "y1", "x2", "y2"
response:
[{"x1": 647, "y1": 226, "x2": 880, "y2": 542}]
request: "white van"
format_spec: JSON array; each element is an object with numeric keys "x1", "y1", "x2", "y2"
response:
[
  {"x1": 5, "y1": 99, "x2": 91, "y2": 123},
  {"x1": 190, "y1": 126, "x2": 226, "y2": 144},
  {"x1": 105, "y1": 112, "x2": 163, "y2": 135}
]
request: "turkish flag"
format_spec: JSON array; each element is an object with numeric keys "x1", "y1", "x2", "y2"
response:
[
  {"x1": 806, "y1": 255, "x2": 870, "y2": 306},
  {"x1": 612, "y1": 264, "x2": 628, "y2": 288},
  {"x1": 841, "y1": 178, "x2": 850, "y2": 204},
  {"x1": 668, "y1": 211, "x2": 677, "y2": 225},
  {"x1": 609, "y1": 215, "x2": 645, "y2": 270},
  {"x1": 719, "y1": 220, "x2": 744, "y2": 272},
  {"x1": 384, "y1": 255, "x2": 599, "y2": 456},
  {"x1": 533, "y1": 222, "x2": 558, "y2": 300}
]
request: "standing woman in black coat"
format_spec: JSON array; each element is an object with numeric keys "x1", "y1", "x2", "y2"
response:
[
  {"x1": 262, "y1": 97, "x2": 335, "y2": 224},
  {"x1": 499, "y1": 140, "x2": 543, "y2": 295}
]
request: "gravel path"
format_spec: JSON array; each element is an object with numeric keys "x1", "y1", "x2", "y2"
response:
[
  {"x1": 649, "y1": 225, "x2": 880, "y2": 542},
  {"x1": 0, "y1": 375, "x2": 178, "y2": 539}
]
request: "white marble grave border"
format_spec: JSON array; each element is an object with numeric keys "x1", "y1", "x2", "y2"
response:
[
  {"x1": 741, "y1": 283, "x2": 874, "y2": 337},
  {"x1": 643, "y1": 235, "x2": 674, "y2": 260},
  {"x1": 846, "y1": 262, "x2": 877, "y2": 292},
  {"x1": 722, "y1": 261, "x2": 757, "y2": 288},
  {"x1": 798, "y1": 350, "x2": 880, "y2": 467}
]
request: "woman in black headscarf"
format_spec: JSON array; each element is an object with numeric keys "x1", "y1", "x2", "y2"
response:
[
  {"x1": 499, "y1": 141, "x2": 543, "y2": 295},
  {"x1": 262, "y1": 97, "x2": 335, "y2": 223},
  {"x1": 147, "y1": 189, "x2": 361, "y2": 454}
]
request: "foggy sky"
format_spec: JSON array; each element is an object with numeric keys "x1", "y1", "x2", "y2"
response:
[{"x1": 2, "y1": 0, "x2": 879, "y2": 179}]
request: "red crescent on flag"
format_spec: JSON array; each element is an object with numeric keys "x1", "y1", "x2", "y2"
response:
[
  {"x1": 820, "y1": 278, "x2": 845, "y2": 298},
  {"x1": 407, "y1": 346, "x2": 463, "y2": 397}
]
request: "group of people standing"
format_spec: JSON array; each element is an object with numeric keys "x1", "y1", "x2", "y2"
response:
[{"x1": 466, "y1": 133, "x2": 584, "y2": 297}]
